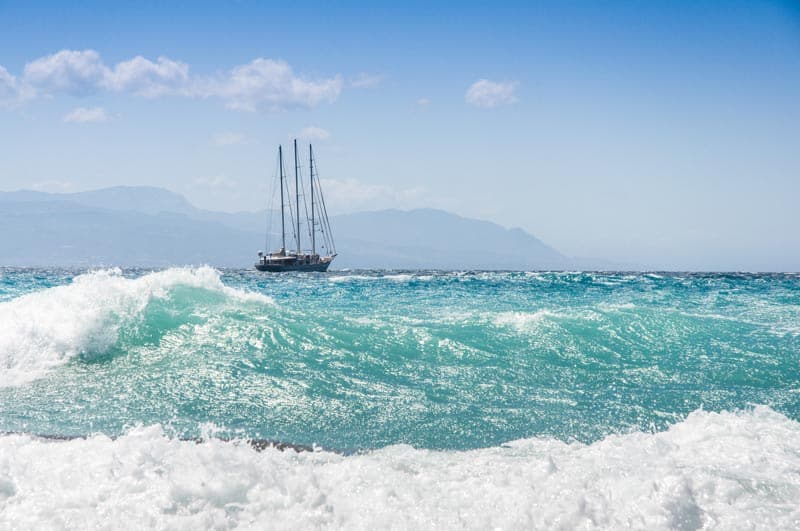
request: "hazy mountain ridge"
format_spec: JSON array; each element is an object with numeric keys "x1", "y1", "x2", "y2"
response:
[
  {"x1": 334, "y1": 209, "x2": 568, "y2": 269},
  {"x1": 0, "y1": 200, "x2": 259, "y2": 267},
  {"x1": 0, "y1": 186, "x2": 576, "y2": 269},
  {"x1": 0, "y1": 187, "x2": 266, "y2": 233}
]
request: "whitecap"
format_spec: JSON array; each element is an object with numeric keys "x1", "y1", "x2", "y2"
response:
[
  {"x1": 493, "y1": 310, "x2": 556, "y2": 328},
  {"x1": 0, "y1": 407, "x2": 797, "y2": 529},
  {"x1": 0, "y1": 267, "x2": 272, "y2": 386}
]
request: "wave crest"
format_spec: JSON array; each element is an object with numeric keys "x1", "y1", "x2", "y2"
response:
[{"x1": 0, "y1": 267, "x2": 271, "y2": 386}]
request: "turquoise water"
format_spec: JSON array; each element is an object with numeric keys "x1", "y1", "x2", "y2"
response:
[{"x1": 1, "y1": 267, "x2": 798, "y2": 451}]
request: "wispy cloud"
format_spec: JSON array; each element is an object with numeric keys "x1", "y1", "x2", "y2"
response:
[
  {"x1": 465, "y1": 79, "x2": 519, "y2": 108},
  {"x1": 297, "y1": 126, "x2": 330, "y2": 141},
  {"x1": 104, "y1": 55, "x2": 190, "y2": 97},
  {"x1": 201, "y1": 58, "x2": 342, "y2": 111},
  {"x1": 1, "y1": 49, "x2": 343, "y2": 112},
  {"x1": 350, "y1": 72, "x2": 383, "y2": 89},
  {"x1": 0, "y1": 66, "x2": 23, "y2": 107},
  {"x1": 212, "y1": 131, "x2": 246, "y2": 146},
  {"x1": 24, "y1": 49, "x2": 107, "y2": 96},
  {"x1": 416, "y1": 97, "x2": 431, "y2": 107},
  {"x1": 63, "y1": 106, "x2": 108, "y2": 123},
  {"x1": 0, "y1": 66, "x2": 17, "y2": 96}
]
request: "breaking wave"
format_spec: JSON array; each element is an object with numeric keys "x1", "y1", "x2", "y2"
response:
[
  {"x1": 0, "y1": 267, "x2": 271, "y2": 386},
  {"x1": 1, "y1": 406, "x2": 798, "y2": 529}
]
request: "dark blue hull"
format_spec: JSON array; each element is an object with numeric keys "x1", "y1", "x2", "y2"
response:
[{"x1": 254, "y1": 261, "x2": 332, "y2": 272}]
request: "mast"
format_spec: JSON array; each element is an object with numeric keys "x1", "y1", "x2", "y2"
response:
[
  {"x1": 279, "y1": 145, "x2": 286, "y2": 252},
  {"x1": 294, "y1": 138, "x2": 301, "y2": 255},
  {"x1": 310, "y1": 144, "x2": 315, "y2": 256}
]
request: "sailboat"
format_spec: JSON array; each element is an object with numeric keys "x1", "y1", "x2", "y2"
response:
[{"x1": 255, "y1": 139, "x2": 337, "y2": 272}]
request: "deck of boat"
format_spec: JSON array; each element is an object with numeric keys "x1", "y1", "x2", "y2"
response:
[{"x1": 254, "y1": 261, "x2": 331, "y2": 272}]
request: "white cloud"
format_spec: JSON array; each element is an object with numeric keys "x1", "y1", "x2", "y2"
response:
[
  {"x1": 465, "y1": 79, "x2": 519, "y2": 108},
  {"x1": 201, "y1": 58, "x2": 342, "y2": 112},
  {"x1": 63, "y1": 106, "x2": 109, "y2": 123},
  {"x1": 0, "y1": 66, "x2": 18, "y2": 97},
  {"x1": 321, "y1": 178, "x2": 425, "y2": 213},
  {"x1": 23, "y1": 49, "x2": 108, "y2": 96},
  {"x1": 416, "y1": 97, "x2": 431, "y2": 107},
  {"x1": 297, "y1": 126, "x2": 330, "y2": 141},
  {"x1": 6, "y1": 49, "x2": 343, "y2": 112},
  {"x1": 103, "y1": 55, "x2": 189, "y2": 97},
  {"x1": 212, "y1": 131, "x2": 246, "y2": 146},
  {"x1": 0, "y1": 66, "x2": 23, "y2": 107},
  {"x1": 351, "y1": 72, "x2": 383, "y2": 89}
]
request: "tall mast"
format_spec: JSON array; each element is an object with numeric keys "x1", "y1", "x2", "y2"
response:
[
  {"x1": 310, "y1": 144, "x2": 315, "y2": 256},
  {"x1": 294, "y1": 138, "x2": 301, "y2": 255},
  {"x1": 279, "y1": 145, "x2": 286, "y2": 251}
]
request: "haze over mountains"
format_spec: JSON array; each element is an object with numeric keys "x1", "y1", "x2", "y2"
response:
[{"x1": 0, "y1": 186, "x2": 583, "y2": 270}]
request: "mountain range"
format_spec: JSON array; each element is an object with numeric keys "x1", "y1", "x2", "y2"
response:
[{"x1": 0, "y1": 186, "x2": 585, "y2": 269}]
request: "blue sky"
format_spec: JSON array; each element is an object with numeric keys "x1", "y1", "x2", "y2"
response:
[{"x1": 1, "y1": 1, "x2": 799, "y2": 270}]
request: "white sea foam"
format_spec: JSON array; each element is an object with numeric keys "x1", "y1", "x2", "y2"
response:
[
  {"x1": 328, "y1": 273, "x2": 418, "y2": 283},
  {"x1": 0, "y1": 406, "x2": 798, "y2": 529},
  {"x1": 327, "y1": 274, "x2": 378, "y2": 283},
  {"x1": 493, "y1": 310, "x2": 555, "y2": 328},
  {"x1": 598, "y1": 302, "x2": 637, "y2": 311},
  {"x1": 383, "y1": 273, "x2": 414, "y2": 282},
  {"x1": 0, "y1": 267, "x2": 271, "y2": 386}
]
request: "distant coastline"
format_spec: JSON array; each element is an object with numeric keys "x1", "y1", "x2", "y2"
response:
[{"x1": 1, "y1": 186, "x2": 618, "y2": 270}]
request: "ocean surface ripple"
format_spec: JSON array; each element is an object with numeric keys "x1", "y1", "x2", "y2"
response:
[{"x1": 1, "y1": 267, "x2": 799, "y2": 528}]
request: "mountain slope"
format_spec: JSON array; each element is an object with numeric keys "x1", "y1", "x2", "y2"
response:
[
  {"x1": 0, "y1": 187, "x2": 572, "y2": 269},
  {"x1": 333, "y1": 209, "x2": 568, "y2": 269},
  {"x1": 0, "y1": 201, "x2": 260, "y2": 267},
  {"x1": 0, "y1": 186, "x2": 198, "y2": 216}
]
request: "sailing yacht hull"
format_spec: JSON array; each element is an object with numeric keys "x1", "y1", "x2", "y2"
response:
[{"x1": 254, "y1": 261, "x2": 332, "y2": 272}]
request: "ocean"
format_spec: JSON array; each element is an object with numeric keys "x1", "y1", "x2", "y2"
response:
[{"x1": 0, "y1": 267, "x2": 798, "y2": 528}]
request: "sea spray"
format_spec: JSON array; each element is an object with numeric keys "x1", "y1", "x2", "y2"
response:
[
  {"x1": 1, "y1": 407, "x2": 799, "y2": 529},
  {"x1": 0, "y1": 267, "x2": 271, "y2": 386}
]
